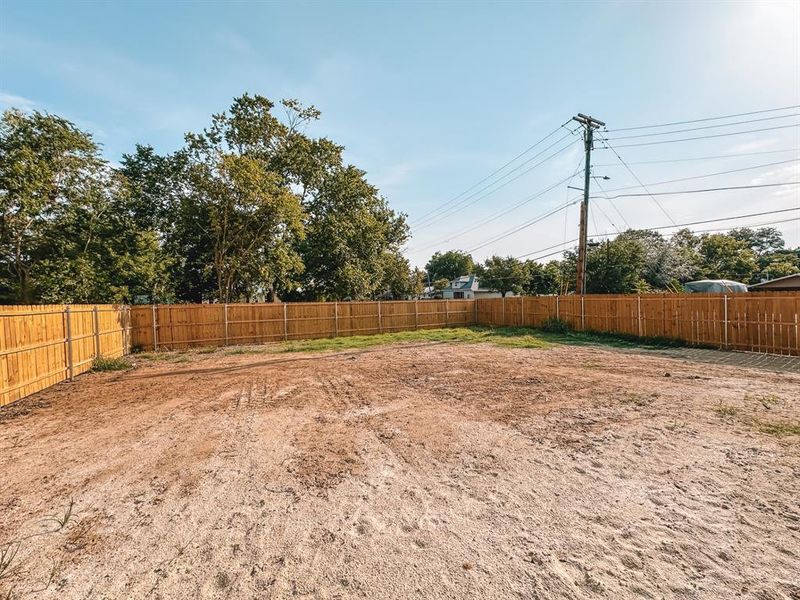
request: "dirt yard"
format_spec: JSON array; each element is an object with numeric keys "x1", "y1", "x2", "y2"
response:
[{"x1": 1, "y1": 339, "x2": 799, "y2": 599}]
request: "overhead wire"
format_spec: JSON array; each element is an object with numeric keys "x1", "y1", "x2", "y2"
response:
[
  {"x1": 593, "y1": 147, "x2": 800, "y2": 167},
  {"x1": 592, "y1": 181, "x2": 800, "y2": 200},
  {"x1": 516, "y1": 207, "x2": 800, "y2": 261},
  {"x1": 599, "y1": 157, "x2": 800, "y2": 193},
  {"x1": 410, "y1": 159, "x2": 585, "y2": 252},
  {"x1": 413, "y1": 135, "x2": 580, "y2": 232},
  {"x1": 606, "y1": 104, "x2": 800, "y2": 132},
  {"x1": 595, "y1": 132, "x2": 677, "y2": 224},
  {"x1": 603, "y1": 112, "x2": 799, "y2": 140},
  {"x1": 409, "y1": 121, "x2": 571, "y2": 226},
  {"x1": 599, "y1": 123, "x2": 800, "y2": 148}
]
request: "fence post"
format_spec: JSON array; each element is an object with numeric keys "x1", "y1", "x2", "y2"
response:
[
  {"x1": 723, "y1": 295, "x2": 729, "y2": 349},
  {"x1": 415, "y1": 299, "x2": 419, "y2": 329},
  {"x1": 556, "y1": 296, "x2": 560, "y2": 320},
  {"x1": 224, "y1": 303, "x2": 229, "y2": 346},
  {"x1": 283, "y1": 303, "x2": 288, "y2": 341},
  {"x1": 473, "y1": 298, "x2": 478, "y2": 324},
  {"x1": 334, "y1": 301, "x2": 339, "y2": 337},
  {"x1": 93, "y1": 306, "x2": 101, "y2": 358},
  {"x1": 521, "y1": 296, "x2": 525, "y2": 327},
  {"x1": 637, "y1": 295, "x2": 642, "y2": 338},
  {"x1": 502, "y1": 296, "x2": 506, "y2": 326},
  {"x1": 64, "y1": 305, "x2": 74, "y2": 381},
  {"x1": 152, "y1": 304, "x2": 159, "y2": 351},
  {"x1": 378, "y1": 301, "x2": 382, "y2": 334},
  {"x1": 121, "y1": 306, "x2": 128, "y2": 355},
  {"x1": 445, "y1": 300, "x2": 449, "y2": 327},
  {"x1": 580, "y1": 296, "x2": 585, "y2": 331}
]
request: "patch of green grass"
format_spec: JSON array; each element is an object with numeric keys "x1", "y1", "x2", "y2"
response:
[
  {"x1": 92, "y1": 356, "x2": 134, "y2": 371},
  {"x1": 193, "y1": 347, "x2": 219, "y2": 354},
  {"x1": 224, "y1": 347, "x2": 266, "y2": 355},
  {"x1": 273, "y1": 326, "x2": 552, "y2": 354},
  {"x1": 757, "y1": 421, "x2": 800, "y2": 437},
  {"x1": 714, "y1": 404, "x2": 738, "y2": 418}
]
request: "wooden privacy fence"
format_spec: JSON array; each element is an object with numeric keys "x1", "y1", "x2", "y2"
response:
[
  {"x1": 2, "y1": 294, "x2": 799, "y2": 407},
  {"x1": 477, "y1": 293, "x2": 800, "y2": 356},
  {"x1": 129, "y1": 299, "x2": 477, "y2": 350},
  {"x1": 0, "y1": 305, "x2": 130, "y2": 407}
]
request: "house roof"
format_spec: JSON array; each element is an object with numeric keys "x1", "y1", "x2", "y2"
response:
[
  {"x1": 443, "y1": 275, "x2": 477, "y2": 291},
  {"x1": 749, "y1": 273, "x2": 800, "y2": 289}
]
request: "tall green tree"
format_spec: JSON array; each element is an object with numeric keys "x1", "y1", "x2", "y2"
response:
[
  {"x1": 698, "y1": 234, "x2": 758, "y2": 282},
  {"x1": 479, "y1": 255, "x2": 526, "y2": 296},
  {"x1": 0, "y1": 109, "x2": 168, "y2": 303},
  {"x1": 425, "y1": 250, "x2": 475, "y2": 283}
]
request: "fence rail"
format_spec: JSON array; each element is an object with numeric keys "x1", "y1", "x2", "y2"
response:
[
  {"x1": 128, "y1": 299, "x2": 477, "y2": 351},
  {"x1": 0, "y1": 304, "x2": 130, "y2": 407},
  {"x1": 1, "y1": 293, "x2": 798, "y2": 407},
  {"x1": 477, "y1": 293, "x2": 800, "y2": 356}
]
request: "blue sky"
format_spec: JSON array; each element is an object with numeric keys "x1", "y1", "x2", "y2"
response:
[{"x1": 2, "y1": 1, "x2": 799, "y2": 268}]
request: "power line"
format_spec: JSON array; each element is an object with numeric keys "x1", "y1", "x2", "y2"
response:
[
  {"x1": 466, "y1": 198, "x2": 580, "y2": 253},
  {"x1": 410, "y1": 167, "x2": 584, "y2": 252},
  {"x1": 412, "y1": 126, "x2": 575, "y2": 228},
  {"x1": 593, "y1": 178, "x2": 631, "y2": 228},
  {"x1": 600, "y1": 158, "x2": 800, "y2": 193},
  {"x1": 592, "y1": 181, "x2": 800, "y2": 200},
  {"x1": 599, "y1": 123, "x2": 800, "y2": 148},
  {"x1": 605, "y1": 113, "x2": 800, "y2": 140},
  {"x1": 413, "y1": 136, "x2": 580, "y2": 232},
  {"x1": 593, "y1": 147, "x2": 800, "y2": 167},
  {"x1": 606, "y1": 104, "x2": 800, "y2": 132},
  {"x1": 597, "y1": 134, "x2": 677, "y2": 224},
  {"x1": 518, "y1": 217, "x2": 799, "y2": 262},
  {"x1": 516, "y1": 206, "x2": 799, "y2": 260}
]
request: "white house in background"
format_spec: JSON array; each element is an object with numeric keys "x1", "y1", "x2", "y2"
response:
[{"x1": 441, "y1": 275, "x2": 513, "y2": 299}]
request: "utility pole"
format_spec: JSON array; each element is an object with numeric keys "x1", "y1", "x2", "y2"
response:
[{"x1": 572, "y1": 113, "x2": 605, "y2": 295}]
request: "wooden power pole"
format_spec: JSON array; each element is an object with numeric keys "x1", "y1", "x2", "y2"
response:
[{"x1": 572, "y1": 113, "x2": 605, "y2": 295}]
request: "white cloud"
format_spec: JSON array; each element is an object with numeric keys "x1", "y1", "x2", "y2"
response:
[{"x1": 0, "y1": 91, "x2": 36, "y2": 110}]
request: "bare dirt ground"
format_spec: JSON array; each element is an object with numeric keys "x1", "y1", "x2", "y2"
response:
[{"x1": 1, "y1": 341, "x2": 799, "y2": 599}]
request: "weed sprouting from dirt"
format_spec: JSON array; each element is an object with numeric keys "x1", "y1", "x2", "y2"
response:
[
  {"x1": 194, "y1": 347, "x2": 218, "y2": 354},
  {"x1": 92, "y1": 357, "x2": 133, "y2": 372},
  {"x1": 43, "y1": 498, "x2": 75, "y2": 532},
  {"x1": 620, "y1": 392, "x2": 653, "y2": 407},
  {"x1": 757, "y1": 421, "x2": 800, "y2": 437},
  {"x1": 0, "y1": 543, "x2": 19, "y2": 580},
  {"x1": 715, "y1": 404, "x2": 738, "y2": 418},
  {"x1": 747, "y1": 393, "x2": 779, "y2": 410}
]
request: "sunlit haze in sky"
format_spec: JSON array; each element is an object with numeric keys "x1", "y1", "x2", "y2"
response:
[{"x1": 2, "y1": 1, "x2": 799, "y2": 267}]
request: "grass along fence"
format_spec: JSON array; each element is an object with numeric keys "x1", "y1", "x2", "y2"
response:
[
  {"x1": 478, "y1": 293, "x2": 800, "y2": 356},
  {"x1": 0, "y1": 305, "x2": 130, "y2": 407},
  {"x1": 129, "y1": 299, "x2": 477, "y2": 350}
]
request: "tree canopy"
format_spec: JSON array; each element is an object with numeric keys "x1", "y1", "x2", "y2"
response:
[
  {"x1": 1, "y1": 95, "x2": 410, "y2": 304},
  {"x1": 433, "y1": 225, "x2": 798, "y2": 297}
]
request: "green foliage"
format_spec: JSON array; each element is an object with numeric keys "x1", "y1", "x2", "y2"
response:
[
  {"x1": 92, "y1": 356, "x2": 134, "y2": 371},
  {"x1": 522, "y1": 260, "x2": 562, "y2": 295},
  {"x1": 425, "y1": 250, "x2": 475, "y2": 282},
  {"x1": 538, "y1": 318, "x2": 571, "y2": 334},
  {"x1": 2, "y1": 94, "x2": 410, "y2": 304},
  {"x1": 0, "y1": 109, "x2": 171, "y2": 304},
  {"x1": 698, "y1": 234, "x2": 758, "y2": 282},
  {"x1": 479, "y1": 255, "x2": 526, "y2": 296}
]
